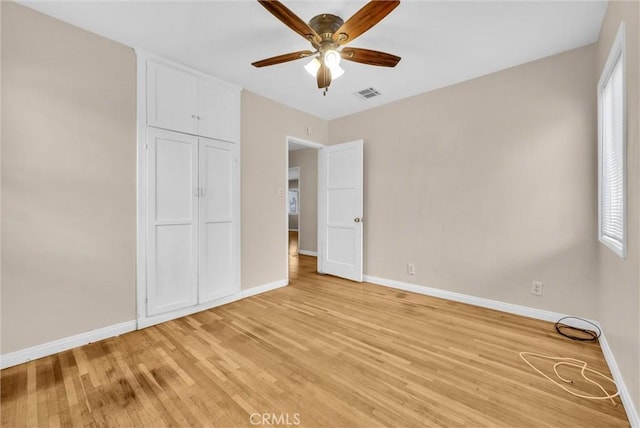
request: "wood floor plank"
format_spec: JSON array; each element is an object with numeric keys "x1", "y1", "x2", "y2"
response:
[
  {"x1": 1, "y1": 233, "x2": 631, "y2": 427},
  {"x1": 25, "y1": 362, "x2": 38, "y2": 427}
]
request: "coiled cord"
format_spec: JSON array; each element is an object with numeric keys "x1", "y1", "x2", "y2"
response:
[
  {"x1": 519, "y1": 352, "x2": 619, "y2": 405},
  {"x1": 554, "y1": 316, "x2": 601, "y2": 342}
]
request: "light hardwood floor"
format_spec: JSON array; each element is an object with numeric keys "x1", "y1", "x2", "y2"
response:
[{"x1": 1, "y1": 233, "x2": 630, "y2": 427}]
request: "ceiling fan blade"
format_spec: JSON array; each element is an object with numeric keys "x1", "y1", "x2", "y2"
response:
[
  {"x1": 317, "y1": 62, "x2": 332, "y2": 89},
  {"x1": 333, "y1": 0, "x2": 400, "y2": 45},
  {"x1": 258, "y1": 0, "x2": 320, "y2": 43},
  {"x1": 341, "y1": 48, "x2": 401, "y2": 67},
  {"x1": 252, "y1": 50, "x2": 314, "y2": 68}
]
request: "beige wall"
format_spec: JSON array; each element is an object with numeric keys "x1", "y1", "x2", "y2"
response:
[
  {"x1": 289, "y1": 214, "x2": 299, "y2": 231},
  {"x1": 1, "y1": 2, "x2": 137, "y2": 353},
  {"x1": 330, "y1": 45, "x2": 599, "y2": 318},
  {"x1": 596, "y1": 0, "x2": 640, "y2": 412},
  {"x1": 289, "y1": 148, "x2": 318, "y2": 253},
  {"x1": 241, "y1": 91, "x2": 328, "y2": 289}
]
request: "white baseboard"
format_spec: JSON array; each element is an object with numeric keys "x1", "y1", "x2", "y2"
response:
[
  {"x1": 598, "y1": 332, "x2": 640, "y2": 427},
  {"x1": 138, "y1": 279, "x2": 288, "y2": 329},
  {"x1": 1, "y1": 280, "x2": 288, "y2": 370},
  {"x1": 242, "y1": 279, "x2": 288, "y2": 298},
  {"x1": 299, "y1": 250, "x2": 318, "y2": 257},
  {"x1": 363, "y1": 275, "x2": 569, "y2": 322},
  {"x1": 0, "y1": 320, "x2": 136, "y2": 370},
  {"x1": 138, "y1": 293, "x2": 243, "y2": 329},
  {"x1": 363, "y1": 274, "x2": 638, "y2": 426}
]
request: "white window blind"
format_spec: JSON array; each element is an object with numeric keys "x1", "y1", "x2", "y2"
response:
[{"x1": 598, "y1": 23, "x2": 626, "y2": 258}]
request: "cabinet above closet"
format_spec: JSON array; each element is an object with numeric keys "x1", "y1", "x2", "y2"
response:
[{"x1": 146, "y1": 59, "x2": 241, "y2": 143}]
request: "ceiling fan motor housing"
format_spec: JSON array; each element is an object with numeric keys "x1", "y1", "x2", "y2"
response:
[
  {"x1": 309, "y1": 14, "x2": 347, "y2": 51},
  {"x1": 309, "y1": 14, "x2": 344, "y2": 39}
]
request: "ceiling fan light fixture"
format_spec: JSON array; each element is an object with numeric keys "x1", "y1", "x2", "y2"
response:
[
  {"x1": 253, "y1": 1, "x2": 401, "y2": 93},
  {"x1": 305, "y1": 57, "x2": 345, "y2": 80}
]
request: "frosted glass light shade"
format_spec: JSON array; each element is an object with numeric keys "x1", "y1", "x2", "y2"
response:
[
  {"x1": 305, "y1": 58, "x2": 320, "y2": 76},
  {"x1": 304, "y1": 58, "x2": 344, "y2": 80},
  {"x1": 329, "y1": 64, "x2": 344, "y2": 79}
]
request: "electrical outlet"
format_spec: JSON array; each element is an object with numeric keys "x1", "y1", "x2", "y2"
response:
[
  {"x1": 278, "y1": 188, "x2": 285, "y2": 198},
  {"x1": 407, "y1": 263, "x2": 415, "y2": 275},
  {"x1": 531, "y1": 281, "x2": 544, "y2": 296}
]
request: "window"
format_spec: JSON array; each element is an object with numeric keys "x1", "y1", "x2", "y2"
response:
[
  {"x1": 289, "y1": 190, "x2": 299, "y2": 214},
  {"x1": 598, "y1": 22, "x2": 626, "y2": 258}
]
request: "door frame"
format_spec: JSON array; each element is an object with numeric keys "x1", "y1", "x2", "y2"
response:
[{"x1": 285, "y1": 136, "x2": 324, "y2": 284}]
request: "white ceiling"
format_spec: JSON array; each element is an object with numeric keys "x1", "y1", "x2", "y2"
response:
[{"x1": 21, "y1": 1, "x2": 607, "y2": 120}]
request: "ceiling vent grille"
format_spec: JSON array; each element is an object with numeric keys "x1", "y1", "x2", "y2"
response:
[{"x1": 355, "y1": 87, "x2": 381, "y2": 100}]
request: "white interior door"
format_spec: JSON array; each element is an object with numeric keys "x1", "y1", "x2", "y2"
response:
[
  {"x1": 198, "y1": 138, "x2": 239, "y2": 302},
  {"x1": 318, "y1": 140, "x2": 364, "y2": 282},
  {"x1": 147, "y1": 128, "x2": 198, "y2": 315}
]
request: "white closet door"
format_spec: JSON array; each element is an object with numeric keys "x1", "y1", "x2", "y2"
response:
[
  {"x1": 198, "y1": 138, "x2": 239, "y2": 302},
  {"x1": 147, "y1": 128, "x2": 199, "y2": 315},
  {"x1": 198, "y1": 78, "x2": 240, "y2": 143},
  {"x1": 147, "y1": 60, "x2": 198, "y2": 135}
]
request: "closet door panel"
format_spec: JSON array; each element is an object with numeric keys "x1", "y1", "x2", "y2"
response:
[
  {"x1": 156, "y1": 138, "x2": 195, "y2": 219},
  {"x1": 155, "y1": 225, "x2": 194, "y2": 309},
  {"x1": 199, "y1": 138, "x2": 238, "y2": 303},
  {"x1": 204, "y1": 143, "x2": 232, "y2": 219},
  {"x1": 203, "y1": 223, "x2": 234, "y2": 299},
  {"x1": 147, "y1": 129, "x2": 198, "y2": 315},
  {"x1": 147, "y1": 60, "x2": 198, "y2": 135}
]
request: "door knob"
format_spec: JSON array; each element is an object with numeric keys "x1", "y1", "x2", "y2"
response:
[{"x1": 354, "y1": 217, "x2": 363, "y2": 223}]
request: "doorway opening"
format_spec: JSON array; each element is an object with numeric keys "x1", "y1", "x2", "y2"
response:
[
  {"x1": 286, "y1": 136, "x2": 324, "y2": 283},
  {"x1": 288, "y1": 166, "x2": 300, "y2": 256}
]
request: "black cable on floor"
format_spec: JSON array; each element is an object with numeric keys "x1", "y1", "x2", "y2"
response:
[{"x1": 554, "y1": 316, "x2": 601, "y2": 342}]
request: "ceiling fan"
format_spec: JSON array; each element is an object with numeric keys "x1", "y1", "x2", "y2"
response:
[{"x1": 252, "y1": 0, "x2": 401, "y2": 95}]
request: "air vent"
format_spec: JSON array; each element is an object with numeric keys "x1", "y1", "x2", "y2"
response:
[{"x1": 355, "y1": 87, "x2": 381, "y2": 100}]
